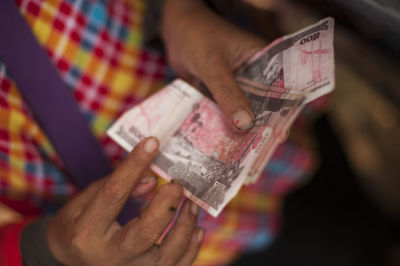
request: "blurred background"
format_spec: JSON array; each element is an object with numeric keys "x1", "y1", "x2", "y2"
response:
[
  {"x1": 226, "y1": 0, "x2": 400, "y2": 265},
  {"x1": 0, "y1": 1, "x2": 397, "y2": 265}
]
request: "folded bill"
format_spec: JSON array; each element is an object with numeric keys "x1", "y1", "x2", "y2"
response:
[{"x1": 107, "y1": 17, "x2": 335, "y2": 217}]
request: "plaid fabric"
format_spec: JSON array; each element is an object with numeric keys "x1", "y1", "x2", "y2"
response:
[
  {"x1": 1, "y1": 0, "x2": 168, "y2": 209},
  {"x1": 0, "y1": 0, "x2": 319, "y2": 265}
]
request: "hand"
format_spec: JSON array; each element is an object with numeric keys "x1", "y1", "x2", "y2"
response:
[
  {"x1": 161, "y1": 0, "x2": 266, "y2": 131},
  {"x1": 47, "y1": 137, "x2": 204, "y2": 266}
]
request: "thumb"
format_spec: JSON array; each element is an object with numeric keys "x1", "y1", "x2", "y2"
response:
[{"x1": 198, "y1": 56, "x2": 255, "y2": 131}]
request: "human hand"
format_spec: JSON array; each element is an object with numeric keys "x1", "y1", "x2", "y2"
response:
[
  {"x1": 47, "y1": 137, "x2": 203, "y2": 266},
  {"x1": 161, "y1": 0, "x2": 266, "y2": 131}
]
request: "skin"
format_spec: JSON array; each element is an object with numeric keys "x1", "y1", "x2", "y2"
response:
[
  {"x1": 47, "y1": 137, "x2": 203, "y2": 266},
  {"x1": 161, "y1": 0, "x2": 266, "y2": 131},
  {"x1": 47, "y1": 1, "x2": 266, "y2": 265}
]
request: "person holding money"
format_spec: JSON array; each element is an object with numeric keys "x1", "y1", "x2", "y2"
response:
[
  {"x1": 161, "y1": 0, "x2": 266, "y2": 131},
  {"x1": 0, "y1": 0, "x2": 319, "y2": 265}
]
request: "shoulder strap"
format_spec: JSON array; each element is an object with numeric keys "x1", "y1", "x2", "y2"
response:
[{"x1": 0, "y1": 1, "x2": 112, "y2": 188}]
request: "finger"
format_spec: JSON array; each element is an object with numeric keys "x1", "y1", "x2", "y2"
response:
[
  {"x1": 176, "y1": 228, "x2": 204, "y2": 266},
  {"x1": 62, "y1": 178, "x2": 107, "y2": 219},
  {"x1": 131, "y1": 176, "x2": 158, "y2": 197},
  {"x1": 157, "y1": 200, "x2": 200, "y2": 265},
  {"x1": 117, "y1": 182, "x2": 183, "y2": 255},
  {"x1": 65, "y1": 175, "x2": 156, "y2": 219},
  {"x1": 199, "y1": 56, "x2": 255, "y2": 131},
  {"x1": 76, "y1": 137, "x2": 159, "y2": 233}
]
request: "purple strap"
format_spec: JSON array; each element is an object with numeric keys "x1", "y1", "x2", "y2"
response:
[{"x1": 0, "y1": 1, "x2": 138, "y2": 223}]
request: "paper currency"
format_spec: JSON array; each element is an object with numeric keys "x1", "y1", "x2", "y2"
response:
[
  {"x1": 108, "y1": 17, "x2": 335, "y2": 217},
  {"x1": 236, "y1": 17, "x2": 335, "y2": 100}
]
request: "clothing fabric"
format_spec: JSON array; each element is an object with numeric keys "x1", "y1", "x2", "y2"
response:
[
  {"x1": 0, "y1": 0, "x2": 319, "y2": 265},
  {"x1": 0, "y1": 0, "x2": 113, "y2": 189},
  {"x1": 20, "y1": 217, "x2": 61, "y2": 266}
]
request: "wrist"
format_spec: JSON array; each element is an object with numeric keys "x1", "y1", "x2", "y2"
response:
[{"x1": 20, "y1": 216, "x2": 62, "y2": 266}]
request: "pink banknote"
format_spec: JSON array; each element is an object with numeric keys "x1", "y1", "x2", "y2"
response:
[{"x1": 108, "y1": 17, "x2": 335, "y2": 217}]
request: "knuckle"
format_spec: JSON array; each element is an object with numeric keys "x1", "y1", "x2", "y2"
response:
[
  {"x1": 219, "y1": 88, "x2": 243, "y2": 106},
  {"x1": 69, "y1": 228, "x2": 90, "y2": 253},
  {"x1": 127, "y1": 151, "x2": 150, "y2": 172},
  {"x1": 130, "y1": 156, "x2": 147, "y2": 171},
  {"x1": 177, "y1": 212, "x2": 196, "y2": 227},
  {"x1": 159, "y1": 183, "x2": 183, "y2": 199},
  {"x1": 134, "y1": 225, "x2": 160, "y2": 245},
  {"x1": 101, "y1": 179, "x2": 127, "y2": 203}
]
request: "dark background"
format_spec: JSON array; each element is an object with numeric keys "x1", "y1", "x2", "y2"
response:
[
  {"x1": 224, "y1": 0, "x2": 400, "y2": 265},
  {"x1": 231, "y1": 115, "x2": 399, "y2": 266}
]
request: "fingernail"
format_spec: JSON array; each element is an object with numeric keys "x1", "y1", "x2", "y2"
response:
[
  {"x1": 197, "y1": 228, "x2": 205, "y2": 243},
  {"x1": 232, "y1": 110, "x2": 254, "y2": 130},
  {"x1": 139, "y1": 176, "x2": 157, "y2": 184},
  {"x1": 144, "y1": 137, "x2": 159, "y2": 153},
  {"x1": 190, "y1": 201, "x2": 200, "y2": 216}
]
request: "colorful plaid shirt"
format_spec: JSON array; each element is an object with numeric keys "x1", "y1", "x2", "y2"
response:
[{"x1": 0, "y1": 0, "x2": 320, "y2": 265}]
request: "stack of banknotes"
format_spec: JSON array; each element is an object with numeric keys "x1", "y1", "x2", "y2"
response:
[{"x1": 108, "y1": 17, "x2": 335, "y2": 217}]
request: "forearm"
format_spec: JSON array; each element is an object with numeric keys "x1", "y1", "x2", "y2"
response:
[
  {"x1": 161, "y1": 0, "x2": 212, "y2": 73},
  {"x1": 161, "y1": 0, "x2": 263, "y2": 72},
  {"x1": 161, "y1": 0, "x2": 232, "y2": 52}
]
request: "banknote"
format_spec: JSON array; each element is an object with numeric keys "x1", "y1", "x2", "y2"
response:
[
  {"x1": 236, "y1": 17, "x2": 335, "y2": 103},
  {"x1": 107, "y1": 17, "x2": 335, "y2": 217},
  {"x1": 108, "y1": 80, "x2": 304, "y2": 217},
  {"x1": 236, "y1": 16, "x2": 335, "y2": 183}
]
